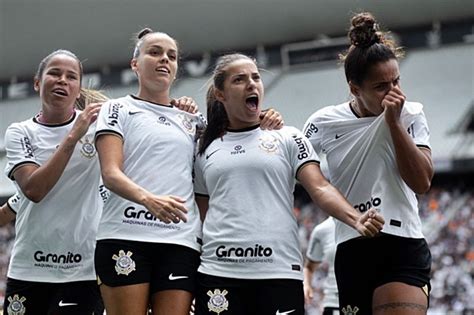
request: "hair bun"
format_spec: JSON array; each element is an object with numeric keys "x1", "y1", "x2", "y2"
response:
[
  {"x1": 349, "y1": 12, "x2": 381, "y2": 47},
  {"x1": 137, "y1": 28, "x2": 154, "y2": 39}
]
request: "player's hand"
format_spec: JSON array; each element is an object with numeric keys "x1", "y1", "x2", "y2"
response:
[
  {"x1": 354, "y1": 208, "x2": 385, "y2": 237},
  {"x1": 382, "y1": 86, "x2": 405, "y2": 127},
  {"x1": 172, "y1": 96, "x2": 198, "y2": 114},
  {"x1": 70, "y1": 102, "x2": 102, "y2": 141},
  {"x1": 260, "y1": 108, "x2": 284, "y2": 130},
  {"x1": 303, "y1": 282, "x2": 314, "y2": 305},
  {"x1": 142, "y1": 194, "x2": 188, "y2": 224}
]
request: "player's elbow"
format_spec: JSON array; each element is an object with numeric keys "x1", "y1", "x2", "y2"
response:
[
  {"x1": 101, "y1": 168, "x2": 119, "y2": 191},
  {"x1": 23, "y1": 189, "x2": 45, "y2": 203},
  {"x1": 412, "y1": 179, "x2": 431, "y2": 195}
]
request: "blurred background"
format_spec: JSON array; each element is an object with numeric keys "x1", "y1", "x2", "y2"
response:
[{"x1": 0, "y1": 0, "x2": 473, "y2": 313}]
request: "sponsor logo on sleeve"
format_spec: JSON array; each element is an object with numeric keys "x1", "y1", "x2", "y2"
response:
[
  {"x1": 107, "y1": 102, "x2": 122, "y2": 127},
  {"x1": 292, "y1": 134, "x2": 309, "y2": 160},
  {"x1": 21, "y1": 137, "x2": 34, "y2": 159},
  {"x1": 304, "y1": 123, "x2": 318, "y2": 138}
]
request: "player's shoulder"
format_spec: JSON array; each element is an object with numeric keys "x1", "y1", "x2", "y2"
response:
[
  {"x1": 6, "y1": 117, "x2": 36, "y2": 134},
  {"x1": 306, "y1": 102, "x2": 350, "y2": 123},
  {"x1": 403, "y1": 101, "x2": 424, "y2": 115}
]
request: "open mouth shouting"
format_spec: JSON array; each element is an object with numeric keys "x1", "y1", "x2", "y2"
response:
[{"x1": 246, "y1": 94, "x2": 259, "y2": 111}]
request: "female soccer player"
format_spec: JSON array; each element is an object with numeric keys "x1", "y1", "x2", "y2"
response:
[
  {"x1": 94, "y1": 29, "x2": 283, "y2": 315},
  {"x1": 303, "y1": 12, "x2": 433, "y2": 315},
  {"x1": 3, "y1": 49, "x2": 104, "y2": 315},
  {"x1": 193, "y1": 53, "x2": 384, "y2": 315}
]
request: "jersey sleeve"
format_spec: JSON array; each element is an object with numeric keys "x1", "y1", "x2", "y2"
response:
[
  {"x1": 306, "y1": 226, "x2": 324, "y2": 262},
  {"x1": 302, "y1": 112, "x2": 324, "y2": 156},
  {"x1": 193, "y1": 153, "x2": 208, "y2": 196},
  {"x1": 4, "y1": 123, "x2": 40, "y2": 180},
  {"x1": 95, "y1": 99, "x2": 127, "y2": 140},
  {"x1": 408, "y1": 110, "x2": 431, "y2": 149},
  {"x1": 7, "y1": 193, "x2": 21, "y2": 214},
  {"x1": 285, "y1": 127, "x2": 320, "y2": 178}
]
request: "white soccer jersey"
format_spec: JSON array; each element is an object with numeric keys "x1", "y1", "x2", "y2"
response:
[
  {"x1": 95, "y1": 95, "x2": 203, "y2": 251},
  {"x1": 4, "y1": 111, "x2": 101, "y2": 283},
  {"x1": 306, "y1": 217, "x2": 338, "y2": 308},
  {"x1": 303, "y1": 101, "x2": 430, "y2": 244},
  {"x1": 7, "y1": 193, "x2": 21, "y2": 213},
  {"x1": 194, "y1": 125, "x2": 319, "y2": 280}
]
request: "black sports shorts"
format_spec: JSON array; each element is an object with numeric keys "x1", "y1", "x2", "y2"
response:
[
  {"x1": 195, "y1": 272, "x2": 304, "y2": 315},
  {"x1": 3, "y1": 278, "x2": 103, "y2": 315},
  {"x1": 335, "y1": 233, "x2": 431, "y2": 315},
  {"x1": 95, "y1": 239, "x2": 200, "y2": 294}
]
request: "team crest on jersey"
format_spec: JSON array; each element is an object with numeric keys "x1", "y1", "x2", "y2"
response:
[
  {"x1": 342, "y1": 305, "x2": 359, "y2": 315},
  {"x1": 79, "y1": 136, "x2": 96, "y2": 158},
  {"x1": 207, "y1": 289, "x2": 229, "y2": 314},
  {"x1": 178, "y1": 113, "x2": 196, "y2": 134},
  {"x1": 112, "y1": 250, "x2": 136, "y2": 276},
  {"x1": 258, "y1": 135, "x2": 279, "y2": 153},
  {"x1": 7, "y1": 294, "x2": 26, "y2": 315}
]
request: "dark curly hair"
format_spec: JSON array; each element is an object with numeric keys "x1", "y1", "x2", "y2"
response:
[{"x1": 340, "y1": 12, "x2": 404, "y2": 85}]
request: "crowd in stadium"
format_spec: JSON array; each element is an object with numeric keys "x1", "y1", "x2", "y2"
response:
[{"x1": 299, "y1": 185, "x2": 474, "y2": 314}]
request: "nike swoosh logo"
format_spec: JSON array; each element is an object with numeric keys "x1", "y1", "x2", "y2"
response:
[
  {"x1": 58, "y1": 300, "x2": 78, "y2": 307},
  {"x1": 335, "y1": 133, "x2": 345, "y2": 139},
  {"x1": 168, "y1": 273, "x2": 189, "y2": 281},
  {"x1": 276, "y1": 310, "x2": 295, "y2": 315},
  {"x1": 129, "y1": 111, "x2": 142, "y2": 115},
  {"x1": 205, "y1": 149, "x2": 220, "y2": 160}
]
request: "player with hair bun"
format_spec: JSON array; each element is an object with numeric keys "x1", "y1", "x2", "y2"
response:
[{"x1": 303, "y1": 12, "x2": 433, "y2": 315}]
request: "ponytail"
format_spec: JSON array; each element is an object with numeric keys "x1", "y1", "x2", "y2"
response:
[{"x1": 198, "y1": 86, "x2": 229, "y2": 155}]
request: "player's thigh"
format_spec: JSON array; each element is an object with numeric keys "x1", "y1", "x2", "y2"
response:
[
  {"x1": 151, "y1": 289, "x2": 193, "y2": 315},
  {"x1": 100, "y1": 282, "x2": 149, "y2": 315},
  {"x1": 373, "y1": 282, "x2": 428, "y2": 315}
]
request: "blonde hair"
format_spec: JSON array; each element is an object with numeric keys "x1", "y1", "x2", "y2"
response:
[{"x1": 74, "y1": 88, "x2": 109, "y2": 110}]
